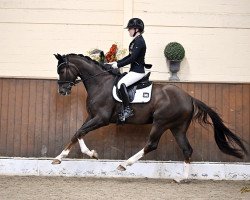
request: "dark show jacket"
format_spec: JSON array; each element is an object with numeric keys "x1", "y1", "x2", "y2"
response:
[{"x1": 117, "y1": 35, "x2": 146, "y2": 73}]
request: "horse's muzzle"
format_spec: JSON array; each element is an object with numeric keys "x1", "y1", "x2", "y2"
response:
[{"x1": 58, "y1": 87, "x2": 71, "y2": 96}]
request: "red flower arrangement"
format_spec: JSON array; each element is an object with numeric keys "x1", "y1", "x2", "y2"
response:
[
  {"x1": 105, "y1": 44, "x2": 118, "y2": 62},
  {"x1": 87, "y1": 43, "x2": 126, "y2": 63}
]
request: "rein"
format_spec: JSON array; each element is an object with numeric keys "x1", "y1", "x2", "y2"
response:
[
  {"x1": 80, "y1": 68, "x2": 113, "y2": 83},
  {"x1": 57, "y1": 61, "x2": 114, "y2": 85}
]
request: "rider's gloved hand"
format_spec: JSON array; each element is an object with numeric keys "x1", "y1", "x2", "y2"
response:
[{"x1": 109, "y1": 62, "x2": 118, "y2": 69}]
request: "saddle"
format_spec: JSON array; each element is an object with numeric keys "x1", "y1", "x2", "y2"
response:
[{"x1": 112, "y1": 72, "x2": 153, "y2": 103}]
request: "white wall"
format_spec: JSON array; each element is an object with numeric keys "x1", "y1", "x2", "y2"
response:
[
  {"x1": 0, "y1": 0, "x2": 250, "y2": 82},
  {"x1": 136, "y1": 0, "x2": 250, "y2": 81},
  {"x1": 0, "y1": 0, "x2": 124, "y2": 78}
]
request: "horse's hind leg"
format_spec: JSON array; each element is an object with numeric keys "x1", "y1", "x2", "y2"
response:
[
  {"x1": 170, "y1": 122, "x2": 193, "y2": 163},
  {"x1": 117, "y1": 124, "x2": 165, "y2": 171}
]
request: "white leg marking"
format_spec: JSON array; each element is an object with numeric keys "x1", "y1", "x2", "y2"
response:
[
  {"x1": 183, "y1": 162, "x2": 190, "y2": 179},
  {"x1": 55, "y1": 149, "x2": 70, "y2": 161},
  {"x1": 120, "y1": 148, "x2": 145, "y2": 169},
  {"x1": 173, "y1": 162, "x2": 190, "y2": 183},
  {"x1": 78, "y1": 138, "x2": 94, "y2": 157}
]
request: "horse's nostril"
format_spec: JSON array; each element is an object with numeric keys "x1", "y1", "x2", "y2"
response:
[{"x1": 59, "y1": 90, "x2": 65, "y2": 95}]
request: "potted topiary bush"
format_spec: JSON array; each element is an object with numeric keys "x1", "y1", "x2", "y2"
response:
[{"x1": 164, "y1": 42, "x2": 185, "y2": 81}]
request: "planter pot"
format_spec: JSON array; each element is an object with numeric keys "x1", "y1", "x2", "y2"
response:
[{"x1": 169, "y1": 60, "x2": 181, "y2": 81}]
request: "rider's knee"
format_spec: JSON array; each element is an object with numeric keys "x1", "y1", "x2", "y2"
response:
[{"x1": 117, "y1": 81, "x2": 126, "y2": 89}]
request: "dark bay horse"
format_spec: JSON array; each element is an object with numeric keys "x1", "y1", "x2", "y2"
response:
[{"x1": 52, "y1": 53, "x2": 247, "y2": 171}]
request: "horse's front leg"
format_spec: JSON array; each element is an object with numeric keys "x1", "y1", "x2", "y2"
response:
[{"x1": 52, "y1": 116, "x2": 108, "y2": 164}]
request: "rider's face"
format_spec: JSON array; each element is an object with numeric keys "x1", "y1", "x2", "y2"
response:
[{"x1": 128, "y1": 28, "x2": 135, "y2": 37}]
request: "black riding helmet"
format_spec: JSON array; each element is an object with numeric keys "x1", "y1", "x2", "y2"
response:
[{"x1": 125, "y1": 18, "x2": 144, "y2": 33}]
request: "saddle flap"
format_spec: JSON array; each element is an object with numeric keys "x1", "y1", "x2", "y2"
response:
[
  {"x1": 113, "y1": 82, "x2": 153, "y2": 104},
  {"x1": 113, "y1": 72, "x2": 152, "y2": 103},
  {"x1": 122, "y1": 85, "x2": 137, "y2": 102}
]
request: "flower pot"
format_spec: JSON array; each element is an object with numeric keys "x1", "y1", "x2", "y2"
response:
[{"x1": 169, "y1": 60, "x2": 181, "y2": 81}]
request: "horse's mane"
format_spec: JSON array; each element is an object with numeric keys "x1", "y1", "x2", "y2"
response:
[{"x1": 66, "y1": 53, "x2": 121, "y2": 76}]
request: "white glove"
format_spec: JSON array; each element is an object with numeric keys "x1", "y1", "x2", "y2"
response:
[{"x1": 109, "y1": 62, "x2": 118, "y2": 69}]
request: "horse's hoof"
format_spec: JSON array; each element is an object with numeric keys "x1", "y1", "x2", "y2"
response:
[
  {"x1": 52, "y1": 159, "x2": 61, "y2": 165},
  {"x1": 172, "y1": 178, "x2": 182, "y2": 183},
  {"x1": 117, "y1": 165, "x2": 126, "y2": 171},
  {"x1": 91, "y1": 150, "x2": 98, "y2": 160}
]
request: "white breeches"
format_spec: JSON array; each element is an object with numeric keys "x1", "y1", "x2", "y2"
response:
[{"x1": 117, "y1": 71, "x2": 145, "y2": 89}]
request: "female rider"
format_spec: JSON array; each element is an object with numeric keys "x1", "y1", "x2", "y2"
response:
[{"x1": 110, "y1": 18, "x2": 147, "y2": 121}]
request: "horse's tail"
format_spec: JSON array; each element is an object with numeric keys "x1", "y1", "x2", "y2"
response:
[{"x1": 192, "y1": 98, "x2": 248, "y2": 159}]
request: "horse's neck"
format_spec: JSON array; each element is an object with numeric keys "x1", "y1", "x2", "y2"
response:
[
  {"x1": 72, "y1": 57, "x2": 115, "y2": 94},
  {"x1": 84, "y1": 74, "x2": 114, "y2": 95}
]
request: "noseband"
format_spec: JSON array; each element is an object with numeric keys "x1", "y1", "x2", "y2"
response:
[{"x1": 57, "y1": 59, "x2": 82, "y2": 87}]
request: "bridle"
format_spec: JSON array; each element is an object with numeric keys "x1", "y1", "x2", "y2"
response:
[
  {"x1": 57, "y1": 59, "x2": 114, "y2": 87},
  {"x1": 57, "y1": 61, "x2": 82, "y2": 87}
]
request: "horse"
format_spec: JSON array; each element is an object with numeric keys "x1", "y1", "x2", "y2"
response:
[{"x1": 52, "y1": 53, "x2": 248, "y2": 171}]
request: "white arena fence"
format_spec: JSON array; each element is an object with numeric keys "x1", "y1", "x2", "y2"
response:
[{"x1": 0, "y1": 157, "x2": 249, "y2": 181}]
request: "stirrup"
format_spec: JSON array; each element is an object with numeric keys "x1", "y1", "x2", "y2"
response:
[
  {"x1": 119, "y1": 107, "x2": 134, "y2": 122},
  {"x1": 118, "y1": 113, "x2": 126, "y2": 122}
]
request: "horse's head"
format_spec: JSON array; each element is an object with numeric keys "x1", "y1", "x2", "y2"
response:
[{"x1": 54, "y1": 54, "x2": 80, "y2": 96}]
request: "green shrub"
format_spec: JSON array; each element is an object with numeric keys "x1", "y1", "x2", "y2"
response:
[{"x1": 164, "y1": 42, "x2": 185, "y2": 61}]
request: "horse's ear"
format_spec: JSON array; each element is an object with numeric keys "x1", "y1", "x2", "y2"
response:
[
  {"x1": 54, "y1": 54, "x2": 64, "y2": 62},
  {"x1": 54, "y1": 53, "x2": 60, "y2": 60}
]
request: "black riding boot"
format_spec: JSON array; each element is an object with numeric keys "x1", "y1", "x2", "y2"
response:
[{"x1": 119, "y1": 84, "x2": 134, "y2": 121}]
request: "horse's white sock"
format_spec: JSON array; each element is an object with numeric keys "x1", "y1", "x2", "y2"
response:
[
  {"x1": 183, "y1": 162, "x2": 190, "y2": 179},
  {"x1": 78, "y1": 138, "x2": 94, "y2": 157},
  {"x1": 55, "y1": 149, "x2": 70, "y2": 161},
  {"x1": 122, "y1": 148, "x2": 145, "y2": 167}
]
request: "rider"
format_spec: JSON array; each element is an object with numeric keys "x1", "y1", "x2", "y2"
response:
[{"x1": 110, "y1": 18, "x2": 147, "y2": 121}]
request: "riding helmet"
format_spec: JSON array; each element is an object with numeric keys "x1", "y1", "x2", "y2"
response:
[{"x1": 125, "y1": 18, "x2": 144, "y2": 33}]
